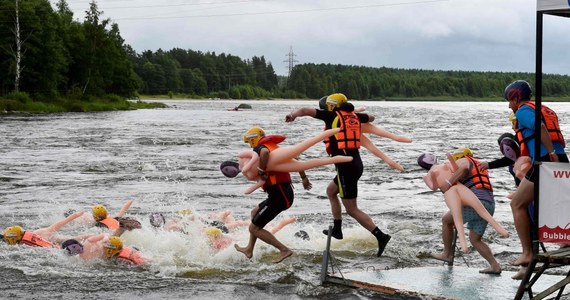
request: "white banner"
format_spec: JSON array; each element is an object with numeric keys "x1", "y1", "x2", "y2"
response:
[{"x1": 539, "y1": 162, "x2": 570, "y2": 243}]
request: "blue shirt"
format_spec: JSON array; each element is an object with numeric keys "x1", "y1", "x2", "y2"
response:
[{"x1": 516, "y1": 104, "x2": 565, "y2": 159}]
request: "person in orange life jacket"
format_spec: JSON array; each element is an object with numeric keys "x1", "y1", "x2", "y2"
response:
[
  {"x1": 285, "y1": 93, "x2": 391, "y2": 257},
  {"x1": 61, "y1": 223, "x2": 133, "y2": 260},
  {"x1": 102, "y1": 236, "x2": 146, "y2": 266},
  {"x1": 503, "y1": 80, "x2": 569, "y2": 268},
  {"x1": 428, "y1": 148, "x2": 503, "y2": 275},
  {"x1": 91, "y1": 200, "x2": 140, "y2": 231},
  {"x1": 234, "y1": 127, "x2": 311, "y2": 264},
  {"x1": 2, "y1": 211, "x2": 87, "y2": 248}
]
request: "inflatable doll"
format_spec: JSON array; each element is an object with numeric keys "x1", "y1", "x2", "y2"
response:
[
  {"x1": 423, "y1": 153, "x2": 509, "y2": 253},
  {"x1": 238, "y1": 128, "x2": 353, "y2": 194}
]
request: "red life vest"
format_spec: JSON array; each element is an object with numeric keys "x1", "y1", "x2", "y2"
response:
[
  {"x1": 324, "y1": 110, "x2": 361, "y2": 152},
  {"x1": 258, "y1": 142, "x2": 292, "y2": 189},
  {"x1": 461, "y1": 156, "x2": 493, "y2": 191},
  {"x1": 98, "y1": 218, "x2": 120, "y2": 230},
  {"x1": 20, "y1": 231, "x2": 56, "y2": 248},
  {"x1": 515, "y1": 101, "x2": 565, "y2": 156},
  {"x1": 116, "y1": 247, "x2": 145, "y2": 266}
]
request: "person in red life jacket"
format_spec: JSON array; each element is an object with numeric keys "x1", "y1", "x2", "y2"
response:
[
  {"x1": 428, "y1": 148, "x2": 504, "y2": 275},
  {"x1": 102, "y1": 236, "x2": 147, "y2": 266},
  {"x1": 503, "y1": 80, "x2": 569, "y2": 269},
  {"x1": 90, "y1": 200, "x2": 141, "y2": 231},
  {"x1": 285, "y1": 93, "x2": 392, "y2": 257},
  {"x1": 2, "y1": 211, "x2": 86, "y2": 248},
  {"x1": 234, "y1": 127, "x2": 311, "y2": 263}
]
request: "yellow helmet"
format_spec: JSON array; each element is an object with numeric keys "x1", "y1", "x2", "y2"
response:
[
  {"x1": 451, "y1": 147, "x2": 473, "y2": 161},
  {"x1": 325, "y1": 93, "x2": 348, "y2": 111},
  {"x1": 103, "y1": 236, "x2": 123, "y2": 258},
  {"x1": 243, "y1": 127, "x2": 265, "y2": 148},
  {"x1": 204, "y1": 227, "x2": 222, "y2": 238},
  {"x1": 92, "y1": 205, "x2": 108, "y2": 221},
  {"x1": 3, "y1": 226, "x2": 24, "y2": 245}
]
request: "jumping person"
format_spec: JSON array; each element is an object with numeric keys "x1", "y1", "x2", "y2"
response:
[
  {"x1": 234, "y1": 127, "x2": 311, "y2": 263},
  {"x1": 286, "y1": 93, "x2": 391, "y2": 257}
]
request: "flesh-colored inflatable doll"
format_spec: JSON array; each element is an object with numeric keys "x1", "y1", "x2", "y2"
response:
[
  {"x1": 422, "y1": 153, "x2": 509, "y2": 253},
  {"x1": 318, "y1": 98, "x2": 411, "y2": 172},
  {"x1": 238, "y1": 128, "x2": 352, "y2": 194}
]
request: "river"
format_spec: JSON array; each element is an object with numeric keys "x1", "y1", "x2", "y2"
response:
[{"x1": 1, "y1": 99, "x2": 569, "y2": 299}]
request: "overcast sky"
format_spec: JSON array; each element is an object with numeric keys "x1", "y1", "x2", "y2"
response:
[{"x1": 54, "y1": 0, "x2": 570, "y2": 76}]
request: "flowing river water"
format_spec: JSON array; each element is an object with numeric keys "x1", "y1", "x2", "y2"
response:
[{"x1": 1, "y1": 99, "x2": 569, "y2": 299}]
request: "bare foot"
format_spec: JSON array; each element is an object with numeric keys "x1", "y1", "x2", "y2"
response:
[
  {"x1": 430, "y1": 252, "x2": 452, "y2": 263},
  {"x1": 234, "y1": 244, "x2": 252, "y2": 259},
  {"x1": 511, "y1": 267, "x2": 527, "y2": 280},
  {"x1": 510, "y1": 255, "x2": 531, "y2": 267},
  {"x1": 272, "y1": 249, "x2": 293, "y2": 264},
  {"x1": 479, "y1": 267, "x2": 501, "y2": 275}
]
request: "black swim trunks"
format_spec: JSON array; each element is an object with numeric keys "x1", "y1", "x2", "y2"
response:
[{"x1": 251, "y1": 183, "x2": 294, "y2": 228}]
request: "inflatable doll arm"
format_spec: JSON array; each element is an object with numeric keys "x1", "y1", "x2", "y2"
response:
[
  {"x1": 361, "y1": 135, "x2": 404, "y2": 171},
  {"x1": 116, "y1": 199, "x2": 133, "y2": 218},
  {"x1": 446, "y1": 153, "x2": 459, "y2": 172},
  {"x1": 239, "y1": 150, "x2": 259, "y2": 174},
  {"x1": 244, "y1": 179, "x2": 266, "y2": 195}
]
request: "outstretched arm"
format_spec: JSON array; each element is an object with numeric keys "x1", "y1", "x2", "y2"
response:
[
  {"x1": 37, "y1": 211, "x2": 86, "y2": 236},
  {"x1": 285, "y1": 107, "x2": 317, "y2": 122}
]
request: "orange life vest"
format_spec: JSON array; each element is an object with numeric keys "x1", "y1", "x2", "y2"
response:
[
  {"x1": 331, "y1": 110, "x2": 362, "y2": 151},
  {"x1": 515, "y1": 101, "x2": 565, "y2": 156},
  {"x1": 20, "y1": 231, "x2": 56, "y2": 248},
  {"x1": 461, "y1": 156, "x2": 493, "y2": 191},
  {"x1": 116, "y1": 247, "x2": 145, "y2": 266},
  {"x1": 98, "y1": 218, "x2": 120, "y2": 230},
  {"x1": 258, "y1": 142, "x2": 292, "y2": 188}
]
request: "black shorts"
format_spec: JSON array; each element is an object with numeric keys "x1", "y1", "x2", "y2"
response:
[
  {"x1": 525, "y1": 153, "x2": 569, "y2": 183},
  {"x1": 332, "y1": 155, "x2": 363, "y2": 199},
  {"x1": 251, "y1": 183, "x2": 294, "y2": 228}
]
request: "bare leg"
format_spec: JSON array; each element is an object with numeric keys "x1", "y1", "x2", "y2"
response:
[
  {"x1": 431, "y1": 211, "x2": 454, "y2": 262},
  {"x1": 342, "y1": 197, "x2": 376, "y2": 231},
  {"x1": 323, "y1": 181, "x2": 343, "y2": 239},
  {"x1": 510, "y1": 178, "x2": 535, "y2": 266},
  {"x1": 470, "y1": 230, "x2": 501, "y2": 274},
  {"x1": 249, "y1": 223, "x2": 292, "y2": 263}
]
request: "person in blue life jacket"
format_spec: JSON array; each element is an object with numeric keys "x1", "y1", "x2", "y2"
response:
[
  {"x1": 286, "y1": 93, "x2": 391, "y2": 257},
  {"x1": 503, "y1": 80, "x2": 569, "y2": 269}
]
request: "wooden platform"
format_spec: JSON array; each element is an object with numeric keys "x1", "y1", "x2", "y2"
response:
[
  {"x1": 516, "y1": 247, "x2": 570, "y2": 300},
  {"x1": 324, "y1": 266, "x2": 566, "y2": 300}
]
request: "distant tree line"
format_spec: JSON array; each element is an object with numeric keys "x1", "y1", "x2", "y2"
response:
[
  {"x1": 1, "y1": 0, "x2": 570, "y2": 106},
  {"x1": 287, "y1": 64, "x2": 570, "y2": 100}
]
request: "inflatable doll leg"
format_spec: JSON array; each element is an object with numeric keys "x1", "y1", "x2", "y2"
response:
[
  {"x1": 360, "y1": 135, "x2": 404, "y2": 171},
  {"x1": 361, "y1": 123, "x2": 412, "y2": 143},
  {"x1": 453, "y1": 184, "x2": 509, "y2": 238},
  {"x1": 443, "y1": 187, "x2": 469, "y2": 253},
  {"x1": 267, "y1": 128, "x2": 341, "y2": 165},
  {"x1": 269, "y1": 217, "x2": 296, "y2": 234},
  {"x1": 269, "y1": 156, "x2": 352, "y2": 173}
]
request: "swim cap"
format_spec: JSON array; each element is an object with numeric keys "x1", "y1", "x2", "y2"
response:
[
  {"x1": 220, "y1": 161, "x2": 240, "y2": 178},
  {"x1": 294, "y1": 230, "x2": 310, "y2": 241},
  {"x1": 62, "y1": 239, "x2": 84, "y2": 255},
  {"x1": 417, "y1": 152, "x2": 437, "y2": 170},
  {"x1": 498, "y1": 133, "x2": 520, "y2": 162},
  {"x1": 103, "y1": 236, "x2": 123, "y2": 258},
  {"x1": 149, "y1": 213, "x2": 166, "y2": 228}
]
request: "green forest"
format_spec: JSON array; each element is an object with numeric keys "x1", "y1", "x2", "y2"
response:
[{"x1": 2, "y1": 0, "x2": 570, "y2": 113}]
